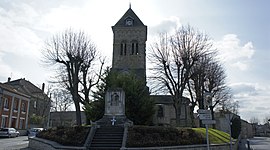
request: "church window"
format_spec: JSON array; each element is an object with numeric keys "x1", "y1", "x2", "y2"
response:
[
  {"x1": 136, "y1": 43, "x2": 139, "y2": 55},
  {"x1": 120, "y1": 44, "x2": 123, "y2": 55},
  {"x1": 157, "y1": 105, "x2": 164, "y2": 118},
  {"x1": 120, "y1": 43, "x2": 127, "y2": 56},
  {"x1": 131, "y1": 41, "x2": 138, "y2": 55},
  {"x1": 131, "y1": 43, "x2": 134, "y2": 55},
  {"x1": 124, "y1": 44, "x2": 127, "y2": 55}
]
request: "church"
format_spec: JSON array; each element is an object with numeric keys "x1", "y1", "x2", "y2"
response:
[{"x1": 111, "y1": 6, "x2": 192, "y2": 127}]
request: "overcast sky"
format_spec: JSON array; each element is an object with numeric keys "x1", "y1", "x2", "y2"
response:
[{"x1": 0, "y1": 0, "x2": 269, "y2": 123}]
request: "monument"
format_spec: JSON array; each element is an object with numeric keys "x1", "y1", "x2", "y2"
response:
[{"x1": 96, "y1": 88, "x2": 132, "y2": 126}]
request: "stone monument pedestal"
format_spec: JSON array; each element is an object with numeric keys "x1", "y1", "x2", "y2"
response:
[{"x1": 95, "y1": 88, "x2": 133, "y2": 127}]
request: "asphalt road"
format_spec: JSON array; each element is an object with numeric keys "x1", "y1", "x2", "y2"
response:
[
  {"x1": 0, "y1": 136, "x2": 30, "y2": 150},
  {"x1": 248, "y1": 137, "x2": 270, "y2": 150}
]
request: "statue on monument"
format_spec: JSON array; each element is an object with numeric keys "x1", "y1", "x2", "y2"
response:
[{"x1": 111, "y1": 92, "x2": 120, "y2": 106}]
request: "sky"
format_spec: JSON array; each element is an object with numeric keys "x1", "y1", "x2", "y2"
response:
[{"x1": 0, "y1": 0, "x2": 269, "y2": 123}]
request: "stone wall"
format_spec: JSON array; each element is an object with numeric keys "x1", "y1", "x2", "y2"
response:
[
  {"x1": 29, "y1": 137, "x2": 86, "y2": 150},
  {"x1": 241, "y1": 119, "x2": 253, "y2": 138},
  {"x1": 49, "y1": 111, "x2": 86, "y2": 127},
  {"x1": 29, "y1": 136, "x2": 238, "y2": 150},
  {"x1": 121, "y1": 143, "x2": 238, "y2": 150}
]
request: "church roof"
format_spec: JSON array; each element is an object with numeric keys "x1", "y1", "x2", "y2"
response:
[
  {"x1": 114, "y1": 8, "x2": 145, "y2": 27},
  {"x1": 151, "y1": 95, "x2": 190, "y2": 104}
]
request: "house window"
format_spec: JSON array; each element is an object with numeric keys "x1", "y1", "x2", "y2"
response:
[
  {"x1": 13, "y1": 99, "x2": 18, "y2": 111},
  {"x1": 1, "y1": 116, "x2": 8, "y2": 128},
  {"x1": 21, "y1": 102, "x2": 26, "y2": 112},
  {"x1": 4, "y1": 98, "x2": 9, "y2": 109}
]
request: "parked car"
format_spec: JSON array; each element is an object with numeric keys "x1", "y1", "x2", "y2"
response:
[
  {"x1": 0, "y1": 128, "x2": 20, "y2": 138},
  {"x1": 28, "y1": 128, "x2": 43, "y2": 139}
]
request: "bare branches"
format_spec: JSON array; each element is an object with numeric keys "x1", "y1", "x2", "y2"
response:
[
  {"x1": 42, "y1": 29, "x2": 103, "y2": 125},
  {"x1": 149, "y1": 25, "x2": 215, "y2": 125}
]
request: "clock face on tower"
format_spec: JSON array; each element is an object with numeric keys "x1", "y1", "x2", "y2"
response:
[{"x1": 125, "y1": 19, "x2": 133, "y2": 26}]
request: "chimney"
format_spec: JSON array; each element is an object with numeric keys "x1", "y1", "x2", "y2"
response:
[
  {"x1": 42, "y1": 83, "x2": 45, "y2": 93},
  {"x1": 7, "y1": 77, "x2": 11, "y2": 82}
]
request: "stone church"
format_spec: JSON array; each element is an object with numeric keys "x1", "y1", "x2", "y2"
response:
[{"x1": 111, "y1": 7, "x2": 191, "y2": 127}]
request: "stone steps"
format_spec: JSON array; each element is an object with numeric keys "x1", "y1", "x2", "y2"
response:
[{"x1": 89, "y1": 126, "x2": 124, "y2": 150}]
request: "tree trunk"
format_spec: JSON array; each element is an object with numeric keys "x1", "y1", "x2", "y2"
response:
[
  {"x1": 74, "y1": 100, "x2": 82, "y2": 125},
  {"x1": 174, "y1": 103, "x2": 181, "y2": 126},
  {"x1": 210, "y1": 106, "x2": 216, "y2": 129},
  {"x1": 190, "y1": 104, "x2": 196, "y2": 127}
]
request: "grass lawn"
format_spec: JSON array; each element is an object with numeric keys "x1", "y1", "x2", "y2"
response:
[{"x1": 192, "y1": 128, "x2": 232, "y2": 144}]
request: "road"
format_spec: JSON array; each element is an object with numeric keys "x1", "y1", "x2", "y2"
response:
[
  {"x1": 248, "y1": 137, "x2": 270, "y2": 150},
  {"x1": 0, "y1": 136, "x2": 30, "y2": 150},
  {"x1": 239, "y1": 137, "x2": 270, "y2": 150}
]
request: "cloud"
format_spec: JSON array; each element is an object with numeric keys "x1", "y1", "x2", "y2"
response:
[
  {"x1": 0, "y1": 3, "x2": 43, "y2": 57},
  {"x1": 149, "y1": 16, "x2": 181, "y2": 36},
  {"x1": 230, "y1": 82, "x2": 258, "y2": 98},
  {"x1": 230, "y1": 82, "x2": 270, "y2": 122},
  {"x1": 214, "y1": 34, "x2": 255, "y2": 71},
  {"x1": 0, "y1": 2, "x2": 46, "y2": 83}
]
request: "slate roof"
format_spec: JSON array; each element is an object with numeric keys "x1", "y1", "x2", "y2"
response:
[
  {"x1": 151, "y1": 95, "x2": 190, "y2": 104},
  {"x1": 151, "y1": 95, "x2": 174, "y2": 104},
  {"x1": 114, "y1": 8, "x2": 145, "y2": 27},
  {"x1": 0, "y1": 82, "x2": 30, "y2": 98},
  {"x1": 5, "y1": 78, "x2": 45, "y2": 97}
]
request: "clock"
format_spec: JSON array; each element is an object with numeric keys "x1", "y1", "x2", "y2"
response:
[{"x1": 125, "y1": 19, "x2": 133, "y2": 26}]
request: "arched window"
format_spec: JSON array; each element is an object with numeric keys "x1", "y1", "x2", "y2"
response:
[
  {"x1": 120, "y1": 42, "x2": 127, "y2": 56},
  {"x1": 131, "y1": 40, "x2": 138, "y2": 55},
  {"x1": 135, "y1": 43, "x2": 139, "y2": 55}
]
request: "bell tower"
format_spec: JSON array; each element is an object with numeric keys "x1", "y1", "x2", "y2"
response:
[{"x1": 111, "y1": 7, "x2": 147, "y2": 82}]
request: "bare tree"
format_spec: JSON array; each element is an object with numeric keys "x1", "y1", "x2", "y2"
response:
[
  {"x1": 263, "y1": 116, "x2": 270, "y2": 125},
  {"x1": 187, "y1": 54, "x2": 214, "y2": 126},
  {"x1": 51, "y1": 88, "x2": 73, "y2": 112},
  {"x1": 217, "y1": 96, "x2": 239, "y2": 115},
  {"x1": 42, "y1": 29, "x2": 101, "y2": 125},
  {"x1": 250, "y1": 116, "x2": 260, "y2": 124},
  {"x1": 149, "y1": 25, "x2": 212, "y2": 126}
]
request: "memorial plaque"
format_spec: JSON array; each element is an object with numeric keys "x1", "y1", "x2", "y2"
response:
[{"x1": 105, "y1": 88, "x2": 125, "y2": 116}]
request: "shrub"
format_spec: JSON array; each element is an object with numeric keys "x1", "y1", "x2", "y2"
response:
[
  {"x1": 37, "y1": 126, "x2": 90, "y2": 146},
  {"x1": 126, "y1": 126, "x2": 205, "y2": 147}
]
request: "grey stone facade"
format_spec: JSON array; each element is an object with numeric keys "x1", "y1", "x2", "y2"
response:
[
  {"x1": 111, "y1": 7, "x2": 192, "y2": 127},
  {"x1": 49, "y1": 111, "x2": 86, "y2": 127},
  {"x1": 112, "y1": 8, "x2": 147, "y2": 82},
  {"x1": 151, "y1": 95, "x2": 192, "y2": 127}
]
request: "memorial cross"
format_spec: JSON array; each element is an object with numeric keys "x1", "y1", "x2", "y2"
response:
[{"x1": 111, "y1": 116, "x2": 116, "y2": 126}]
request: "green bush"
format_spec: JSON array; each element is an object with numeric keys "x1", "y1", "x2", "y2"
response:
[
  {"x1": 126, "y1": 126, "x2": 205, "y2": 147},
  {"x1": 36, "y1": 126, "x2": 90, "y2": 146}
]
